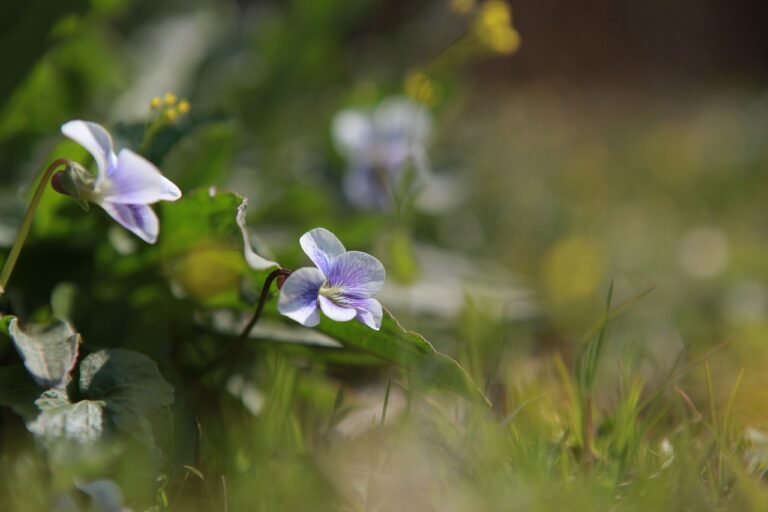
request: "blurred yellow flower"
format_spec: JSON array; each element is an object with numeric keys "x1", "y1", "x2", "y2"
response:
[
  {"x1": 473, "y1": 0, "x2": 521, "y2": 55},
  {"x1": 404, "y1": 70, "x2": 440, "y2": 106},
  {"x1": 164, "y1": 92, "x2": 178, "y2": 105},
  {"x1": 544, "y1": 236, "x2": 602, "y2": 303},
  {"x1": 450, "y1": 0, "x2": 476, "y2": 15},
  {"x1": 150, "y1": 96, "x2": 162, "y2": 109},
  {"x1": 178, "y1": 99, "x2": 191, "y2": 113},
  {"x1": 165, "y1": 108, "x2": 178, "y2": 122}
]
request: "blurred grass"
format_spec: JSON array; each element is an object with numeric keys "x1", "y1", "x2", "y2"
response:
[{"x1": 1, "y1": 0, "x2": 768, "y2": 510}]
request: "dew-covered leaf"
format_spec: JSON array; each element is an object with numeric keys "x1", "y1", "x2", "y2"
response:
[{"x1": 8, "y1": 316, "x2": 80, "y2": 388}]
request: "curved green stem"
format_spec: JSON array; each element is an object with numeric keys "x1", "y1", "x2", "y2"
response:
[
  {"x1": 139, "y1": 116, "x2": 164, "y2": 155},
  {"x1": 195, "y1": 268, "x2": 292, "y2": 379},
  {"x1": 0, "y1": 158, "x2": 71, "y2": 296}
]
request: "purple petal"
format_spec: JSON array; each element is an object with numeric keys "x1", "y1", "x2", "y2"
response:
[
  {"x1": 343, "y1": 165, "x2": 392, "y2": 210},
  {"x1": 327, "y1": 251, "x2": 385, "y2": 299},
  {"x1": 299, "y1": 228, "x2": 346, "y2": 276},
  {"x1": 354, "y1": 298, "x2": 383, "y2": 330},
  {"x1": 277, "y1": 267, "x2": 325, "y2": 327},
  {"x1": 103, "y1": 149, "x2": 181, "y2": 204},
  {"x1": 61, "y1": 120, "x2": 116, "y2": 184},
  {"x1": 99, "y1": 202, "x2": 159, "y2": 244},
  {"x1": 318, "y1": 295, "x2": 357, "y2": 322}
]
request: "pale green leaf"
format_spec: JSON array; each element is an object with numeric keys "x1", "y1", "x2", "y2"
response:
[
  {"x1": 27, "y1": 399, "x2": 105, "y2": 445},
  {"x1": 8, "y1": 317, "x2": 80, "y2": 388}
]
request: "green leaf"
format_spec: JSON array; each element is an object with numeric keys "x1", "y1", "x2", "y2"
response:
[
  {"x1": 0, "y1": 315, "x2": 12, "y2": 335},
  {"x1": 34, "y1": 386, "x2": 69, "y2": 411},
  {"x1": 160, "y1": 121, "x2": 237, "y2": 189},
  {"x1": 266, "y1": 303, "x2": 487, "y2": 404},
  {"x1": 79, "y1": 349, "x2": 174, "y2": 443},
  {"x1": 28, "y1": 398, "x2": 106, "y2": 445},
  {"x1": 159, "y1": 189, "x2": 277, "y2": 304},
  {"x1": 0, "y1": 364, "x2": 43, "y2": 419},
  {"x1": 79, "y1": 348, "x2": 174, "y2": 411},
  {"x1": 8, "y1": 316, "x2": 80, "y2": 388},
  {"x1": 20, "y1": 349, "x2": 173, "y2": 449}
]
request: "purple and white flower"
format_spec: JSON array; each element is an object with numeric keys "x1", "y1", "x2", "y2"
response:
[
  {"x1": 57, "y1": 120, "x2": 181, "y2": 244},
  {"x1": 278, "y1": 228, "x2": 385, "y2": 330},
  {"x1": 332, "y1": 96, "x2": 431, "y2": 210}
]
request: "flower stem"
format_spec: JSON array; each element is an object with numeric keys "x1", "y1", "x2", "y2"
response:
[
  {"x1": 196, "y1": 268, "x2": 292, "y2": 378},
  {"x1": 237, "y1": 268, "x2": 293, "y2": 342},
  {"x1": 0, "y1": 158, "x2": 71, "y2": 296},
  {"x1": 139, "y1": 116, "x2": 164, "y2": 155}
]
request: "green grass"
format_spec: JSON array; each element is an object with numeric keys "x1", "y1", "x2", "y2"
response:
[{"x1": 1, "y1": 1, "x2": 768, "y2": 510}]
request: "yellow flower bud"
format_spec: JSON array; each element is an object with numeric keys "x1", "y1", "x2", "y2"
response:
[
  {"x1": 405, "y1": 70, "x2": 440, "y2": 106},
  {"x1": 150, "y1": 96, "x2": 162, "y2": 109},
  {"x1": 474, "y1": 0, "x2": 521, "y2": 55},
  {"x1": 177, "y1": 99, "x2": 190, "y2": 113},
  {"x1": 165, "y1": 108, "x2": 178, "y2": 122},
  {"x1": 164, "y1": 92, "x2": 177, "y2": 105}
]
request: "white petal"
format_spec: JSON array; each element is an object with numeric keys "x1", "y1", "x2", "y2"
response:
[
  {"x1": 355, "y1": 298, "x2": 383, "y2": 330},
  {"x1": 277, "y1": 268, "x2": 325, "y2": 327},
  {"x1": 326, "y1": 250, "x2": 385, "y2": 298},
  {"x1": 318, "y1": 295, "x2": 357, "y2": 322},
  {"x1": 102, "y1": 149, "x2": 181, "y2": 204},
  {"x1": 373, "y1": 97, "x2": 432, "y2": 145},
  {"x1": 99, "y1": 202, "x2": 159, "y2": 244},
  {"x1": 61, "y1": 120, "x2": 116, "y2": 183},
  {"x1": 331, "y1": 109, "x2": 374, "y2": 159},
  {"x1": 299, "y1": 228, "x2": 346, "y2": 276}
]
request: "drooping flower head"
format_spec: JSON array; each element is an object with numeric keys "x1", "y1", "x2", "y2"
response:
[
  {"x1": 54, "y1": 120, "x2": 181, "y2": 244},
  {"x1": 278, "y1": 228, "x2": 385, "y2": 330},
  {"x1": 332, "y1": 97, "x2": 431, "y2": 210}
]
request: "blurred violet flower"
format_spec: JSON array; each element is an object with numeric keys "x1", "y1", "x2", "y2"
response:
[
  {"x1": 278, "y1": 228, "x2": 385, "y2": 330},
  {"x1": 332, "y1": 96, "x2": 431, "y2": 210},
  {"x1": 55, "y1": 120, "x2": 181, "y2": 243}
]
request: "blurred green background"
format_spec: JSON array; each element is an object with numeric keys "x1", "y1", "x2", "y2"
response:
[{"x1": 2, "y1": 0, "x2": 768, "y2": 510}]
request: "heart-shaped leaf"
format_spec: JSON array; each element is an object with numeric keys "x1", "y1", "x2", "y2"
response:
[{"x1": 79, "y1": 349, "x2": 174, "y2": 443}]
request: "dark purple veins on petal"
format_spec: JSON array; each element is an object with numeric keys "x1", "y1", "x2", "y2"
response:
[{"x1": 112, "y1": 203, "x2": 146, "y2": 229}]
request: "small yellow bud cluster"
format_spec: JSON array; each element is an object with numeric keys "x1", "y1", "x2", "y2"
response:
[
  {"x1": 473, "y1": 0, "x2": 520, "y2": 55},
  {"x1": 149, "y1": 92, "x2": 191, "y2": 124},
  {"x1": 404, "y1": 70, "x2": 441, "y2": 106}
]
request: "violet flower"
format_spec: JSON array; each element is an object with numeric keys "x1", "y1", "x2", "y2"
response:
[
  {"x1": 278, "y1": 228, "x2": 385, "y2": 330},
  {"x1": 332, "y1": 97, "x2": 431, "y2": 210},
  {"x1": 56, "y1": 120, "x2": 181, "y2": 243}
]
